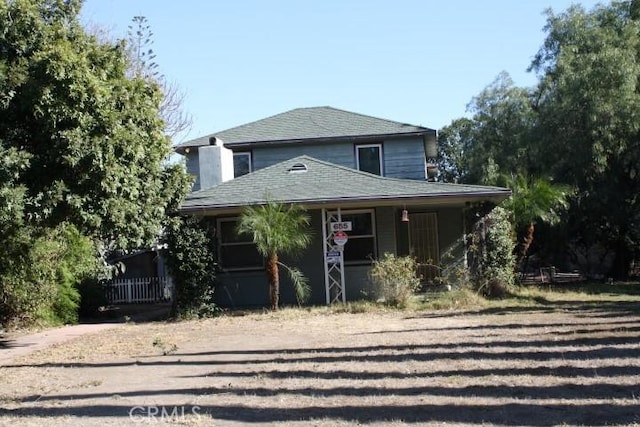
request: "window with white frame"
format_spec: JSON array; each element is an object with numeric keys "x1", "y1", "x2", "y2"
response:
[
  {"x1": 233, "y1": 152, "x2": 252, "y2": 178},
  {"x1": 217, "y1": 218, "x2": 263, "y2": 270},
  {"x1": 331, "y1": 209, "x2": 376, "y2": 263},
  {"x1": 356, "y1": 144, "x2": 383, "y2": 176}
]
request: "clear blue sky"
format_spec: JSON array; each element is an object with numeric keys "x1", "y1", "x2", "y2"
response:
[{"x1": 81, "y1": 0, "x2": 602, "y2": 144}]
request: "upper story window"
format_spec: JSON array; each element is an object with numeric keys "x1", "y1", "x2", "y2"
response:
[
  {"x1": 233, "y1": 152, "x2": 252, "y2": 178},
  {"x1": 356, "y1": 144, "x2": 383, "y2": 176},
  {"x1": 218, "y1": 218, "x2": 264, "y2": 270}
]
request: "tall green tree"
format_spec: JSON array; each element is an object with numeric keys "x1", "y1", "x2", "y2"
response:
[
  {"x1": 437, "y1": 72, "x2": 539, "y2": 185},
  {"x1": 439, "y1": 2, "x2": 640, "y2": 278},
  {"x1": 237, "y1": 201, "x2": 312, "y2": 310},
  {"x1": 0, "y1": 0, "x2": 191, "y2": 325},
  {"x1": 436, "y1": 117, "x2": 474, "y2": 183},
  {"x1": 531, "y1": 2, "x2": 640, "y2": 278},
  {"x1": 0, "y1": 0, "x2": 191, "y2": 250}
]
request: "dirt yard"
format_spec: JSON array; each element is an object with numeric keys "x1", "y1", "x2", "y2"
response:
[{"x1": 1, "y1": 298, "x2": 640, "y2": 426}]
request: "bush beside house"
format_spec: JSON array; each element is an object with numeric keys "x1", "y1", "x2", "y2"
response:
[{"x1": 164, "y1": 216, "x2": 219, "y2": 318}]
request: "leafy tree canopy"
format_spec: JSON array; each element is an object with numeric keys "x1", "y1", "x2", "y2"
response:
[
  {"x1": 0, "y1": 0, "x2": 191, "y2": 250},
  {"x1": 438, "y1": 1, "x2": 640, "y2": 278},
  {"x1": 531, "y1": 1, "x2": 640, "y2": 277},
  {"x1": 437, "y1": 72, "x2": 539, "y2": 185}
]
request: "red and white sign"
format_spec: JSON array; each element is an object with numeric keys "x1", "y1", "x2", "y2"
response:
[{"x1": 333, "y1": 231, "x2": 348, "y2": 246}]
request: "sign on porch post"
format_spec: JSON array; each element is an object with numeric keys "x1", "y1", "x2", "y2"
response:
[
  {"x1": 323, "y1": 208, "x2": 347, "y2": 304},
  {"x1": 333, "y1": 230, "x2": 348, "y2": 246}
]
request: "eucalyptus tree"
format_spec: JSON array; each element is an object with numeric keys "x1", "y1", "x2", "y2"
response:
[
  {"x1": 437, "y1": 72, "x2": 539, "y2": 185},
  {"x1": 531, "y1": 1, "x2": 640, "y2": 278}
]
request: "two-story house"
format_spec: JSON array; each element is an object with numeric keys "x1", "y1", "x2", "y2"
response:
[{"x1": 176, "y1": 107, "x2": 510, "y2": 307}]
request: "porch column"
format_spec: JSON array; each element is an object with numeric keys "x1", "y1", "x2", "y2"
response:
[{"x1": 322, "y1": 208, "x2": 346, "y2": 304}]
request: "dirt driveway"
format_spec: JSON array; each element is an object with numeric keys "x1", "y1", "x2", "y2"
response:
[{"x1": 1, "y1": 301, "x2": 640, "y2": 426}]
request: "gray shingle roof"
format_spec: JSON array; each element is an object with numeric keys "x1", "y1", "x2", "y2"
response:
[
  {"x1": 180, "y1": 156, "x2": 511, "y2": 214},
  {"x1": 176, "y1": 107, "x2": 434, "y2": 152}
]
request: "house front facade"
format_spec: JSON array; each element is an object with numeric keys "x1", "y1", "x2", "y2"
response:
[{"x1": 176, "y1": 107, "x2": 510, "y2": 307}]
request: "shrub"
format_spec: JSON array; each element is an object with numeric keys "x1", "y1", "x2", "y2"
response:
[
  {"x1": 0, "y1": 223, "x2": 100, "y2": 327},
  {"x1": 469, "y1": 206, "x2": 517, "y2": 297},
  {"x1": 369, "y1": 253, "x2": 421, "y2": 307},
  {"x1": 50, "y1": 225, "x2": 101, "y2": 323},
  {"x1": 164, "y1": 216, "x2": 219, "y2": 318},
  {"x1": 0, "y1": 228, "x2": 59, "y2": 326}
]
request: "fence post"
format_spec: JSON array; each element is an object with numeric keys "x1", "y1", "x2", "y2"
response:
[{"x1": 126, "y1": 279, "x2": 132, "y2": 303}]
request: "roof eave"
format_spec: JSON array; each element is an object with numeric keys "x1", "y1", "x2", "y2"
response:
[
  {"x1": 174, "y1": 130, "x2": 435, "y2": 154},
  {"x1": 179, "y1": 189, "x2": 511, "y2": 216},
  {"x1": 225, "y1": 130, "x2": 434, "y2": 149}
]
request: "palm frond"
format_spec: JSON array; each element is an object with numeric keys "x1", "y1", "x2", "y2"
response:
[
  {"x1": 278, "y1": 261, "x2": 310, "y2": 305},
  {"x1": 237, "y1": 200, "x2": 311, "y2": 257},
  {"x1": 502, "y1": 173, "x2": 572, "y2": 226}
]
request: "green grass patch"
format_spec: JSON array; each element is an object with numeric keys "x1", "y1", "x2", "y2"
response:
[{"x1": 416, "y1": 288, "x2": 488, "y2": 311}]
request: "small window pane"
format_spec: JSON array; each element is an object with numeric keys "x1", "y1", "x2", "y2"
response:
[
  {"x1": 357, "y1": 146, "x2": 381, "y2": 175},
  {"x1": 342, "y1": 213, "x2": 373, "y2": 236},
  {"x1": 220, "y1": 245, "x2": 263, "y2": 269},
  {"x1": 218, "y1": 218, "x2": 264, "y2": 269},
  {"x1": 344, "y1": 237, "x2": 376, "y2": 262},
  {"x1": 219, "y1": 220, "x2": 253, "y2": 243},
  {"x1": 234, "y1": 153, "x2": 251, "y2": 177}
]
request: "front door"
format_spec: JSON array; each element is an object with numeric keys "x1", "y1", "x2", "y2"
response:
[{"x1": 408, "y1": 212, "x2": 439, "y2": 282}]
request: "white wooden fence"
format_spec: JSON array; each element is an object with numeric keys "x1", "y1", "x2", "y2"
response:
[{"x1": 105, "y1": 276, "x2": 174, "y2": 304}]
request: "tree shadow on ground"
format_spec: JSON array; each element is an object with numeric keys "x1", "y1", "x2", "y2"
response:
[
  {"x1": 2, "y1": 402, "x2": 638, "y2": 426},
  {"x1": 13, "y1": 380, "x2": 640, "y2": 403},
  {"x1": 4, "y1": 298, "x2": 640, "y2": 426},
  {"x1": 4, "y1": 331, "x2": 640, "y2": 369},
  {"x1": 410, "y1": 299, "x2": 640, "y2": 318},
  {"x1": 356, "y1": 319, "x2": 640, "y2": 335},
  {"x1": 0, "y1": 340, "x2": 28, "y2": 350}
]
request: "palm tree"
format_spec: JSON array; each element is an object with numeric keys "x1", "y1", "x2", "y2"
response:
[
  {"x1": 504, "y1": 174, "x2": 571, "y2": 264},
  {"x1": 237, "y1": 201, "x2": 312, "y2": 310},
  {"x1": 501, "y1": 174, "x2": 571, "y2": 267}
]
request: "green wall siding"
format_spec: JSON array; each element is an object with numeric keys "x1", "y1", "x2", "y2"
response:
[
  {"x1": 248, "y1": 137, "x2": 426, "y2": 180},
  {"x1": 383, "y1": 136, "x2": 426, "y2": 180},
  {"x1": 396, "y1": 206, "x2": 465, "y2": 281},
  {"x1": 212, "y1": 206, "x2": 466, "y2": 307},
  {"x1": 375, "y1": 206, "x2": 397, "y2": 257},
  {"x1": 344, "y1": 266, "x2": 374, "y2": 300},
  {"x1": 253, "y1": 143, "x2": 354, "y2": 171},
  {"x1": 213, "y1": 210, "x2": 326, "y2": 307}
]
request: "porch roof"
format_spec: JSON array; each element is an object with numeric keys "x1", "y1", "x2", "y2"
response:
[{"x1": 180, "y1": 156, "x2": 511, "y2": 215}]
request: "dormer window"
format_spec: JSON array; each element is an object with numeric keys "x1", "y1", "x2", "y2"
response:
[
  {"x1": 356, "y1": 144, "x2": 383, "y2": 176},
  {"x1": 287, "y1": 163, "x2": 308, "y2": 173}
]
